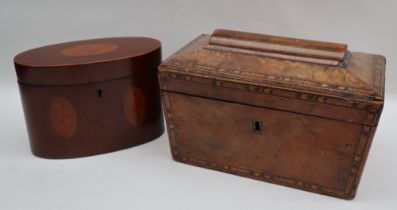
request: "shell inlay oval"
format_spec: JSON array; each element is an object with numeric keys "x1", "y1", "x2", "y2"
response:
[{"x1": 49, "y1": 97, "x2": 77, "y2": 138}]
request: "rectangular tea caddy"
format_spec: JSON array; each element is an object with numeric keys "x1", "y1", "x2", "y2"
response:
[{"x1": 158, "y1": 29, "x2": 385, "y2": 199}]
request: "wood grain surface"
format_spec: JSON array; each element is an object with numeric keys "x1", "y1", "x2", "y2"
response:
[
  {"x1": 14, "y1": 37, "x2": 164, "y2": 158},
  {"x1": 159, "y1": 29, "x2": 385, "y2": 199}
]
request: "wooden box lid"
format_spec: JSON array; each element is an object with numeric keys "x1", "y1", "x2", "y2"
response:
[
  {"x1": 159, "y1": 29, "x2": 386, "y2": 125},
  {"x1": 14, "y1": 37, "x2": 161, "y2": 86}
]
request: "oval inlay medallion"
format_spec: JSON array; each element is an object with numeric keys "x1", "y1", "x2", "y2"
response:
[
  {"x1": 61, "y1": 43, "x2": 118, "y2": 57},
  {"x1": 124, "y1": 87, "x2": 146, "y2": 126},
  {"x1": 49, "y1": 97, "x2": 77, "y2": 138}
]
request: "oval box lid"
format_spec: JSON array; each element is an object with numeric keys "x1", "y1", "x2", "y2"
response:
[{"x1": 14, "y1": 37, "x2": 161, "y2": 85}]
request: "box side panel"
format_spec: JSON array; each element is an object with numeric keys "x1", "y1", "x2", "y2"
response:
[{"x1": 345, "y1": 125, "x2": 378, "y2": 199}]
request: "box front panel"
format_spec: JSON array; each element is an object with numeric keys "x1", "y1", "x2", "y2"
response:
[
  {"x1": 19, "y1": 73, "x2": 164, "y2": 158},
  {"x1": 163, "y1": 91, "x2": 372, "y2": 198}
]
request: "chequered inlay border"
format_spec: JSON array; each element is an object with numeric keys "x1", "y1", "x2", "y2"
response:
[{"x1": 161, "y1": 91, "x2": 375, "y2": 199}]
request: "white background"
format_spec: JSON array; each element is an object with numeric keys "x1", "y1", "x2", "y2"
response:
[{"x1": 1, "y1": 0, "x2": 396, "y2": 209}]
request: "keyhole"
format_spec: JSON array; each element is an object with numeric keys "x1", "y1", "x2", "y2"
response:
[
  {"x1": 252, "y1": 120, "x2": 262, "y2": 133},
  {"x1": 97, "y1": 89, "x2": 103, "y2": 98}
]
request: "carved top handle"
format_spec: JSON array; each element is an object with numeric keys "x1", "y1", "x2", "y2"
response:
[{"x1": 206, "y1": 29, "x2": 348, "y2": 66}]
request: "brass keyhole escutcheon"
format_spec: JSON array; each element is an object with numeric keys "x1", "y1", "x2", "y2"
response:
[{"x1": 252, "y1": 120, "x2": 262, "y2": 133}]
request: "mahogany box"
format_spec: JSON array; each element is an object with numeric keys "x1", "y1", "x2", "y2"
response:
[
  {"x1": 14, "y1": 37, "x2": 164, "y2": 158},
  {"x1": 158, "y1": 29, "x2": 385, "y2": 199}
]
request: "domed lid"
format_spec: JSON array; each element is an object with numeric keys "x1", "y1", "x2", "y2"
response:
[{"x1": 14, "y1": 37, "x2": 161, "y2": 85}]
